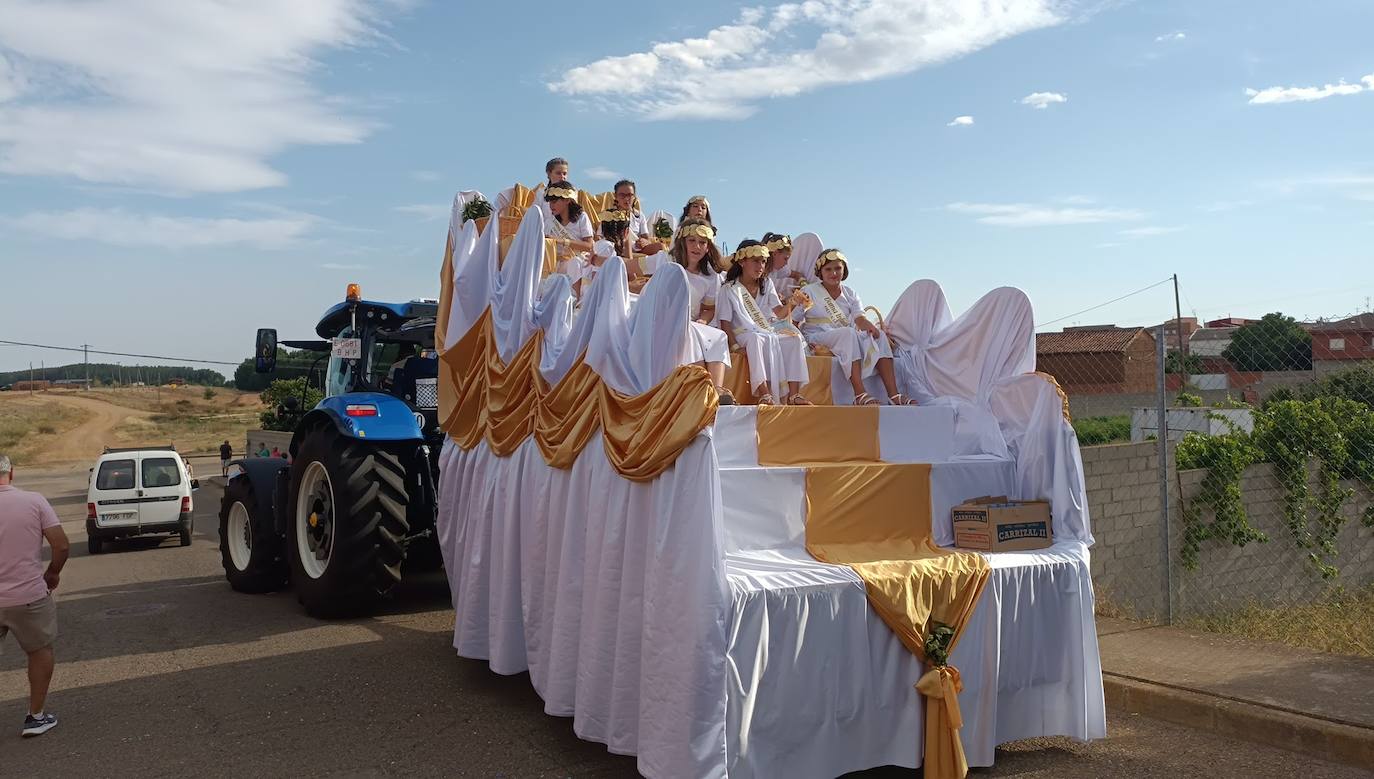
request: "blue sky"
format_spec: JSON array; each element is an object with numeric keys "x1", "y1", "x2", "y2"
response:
[{"x1": 2, "y1": 0, "x2": 1372, "y2": 375}]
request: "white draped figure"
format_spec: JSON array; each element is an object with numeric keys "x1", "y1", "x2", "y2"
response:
[
  {"x1": 792, "y1": 248, "x2": 916, "y2": 406},
  {"x1": 716, "y1": 243, "x2": 813, "y2": 405},
  {"x1": 763, "y1": 233, "x2": 807, "y2": 301}
]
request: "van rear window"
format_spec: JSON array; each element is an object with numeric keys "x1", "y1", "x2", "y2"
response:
[
  {"x1": 96, "y1": 460, "x2": 136, "y2": 490},
  {"x1": 141, "y1": 458, "x2": 182, "y2": 488}
]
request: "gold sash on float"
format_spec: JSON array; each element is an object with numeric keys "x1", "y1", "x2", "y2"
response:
[{"x1": 803, "y1": 462, "x2": 991, "y2": 779}]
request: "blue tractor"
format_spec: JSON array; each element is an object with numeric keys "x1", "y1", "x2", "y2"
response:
[{"x1": 219, "y1": 284, "x2": 444, "y2": 616}]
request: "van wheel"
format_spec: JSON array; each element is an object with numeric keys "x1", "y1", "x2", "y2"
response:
[
  {"x1": 179, "y1": 520, "x2": 193, "y2": 547},
  {"x1": 218, "y1": 474, "x2": 288, "y2": 593},
  {"x1": 88, "y1": 535, "x2": 104, "y2": 555}
]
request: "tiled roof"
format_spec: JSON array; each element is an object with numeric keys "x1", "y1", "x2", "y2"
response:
[
  {"x1": 1190, "y1": 328, "x2": 1235, "y2": 342},
  {"x1": 1036, "y1": 327, "x2": 1151, "y2": 355},
  {"x1": 1308, "y1": 313, "x2": 1374, "y2": 332}
]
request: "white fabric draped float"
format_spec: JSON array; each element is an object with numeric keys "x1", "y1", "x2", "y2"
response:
[{"x1": 437, "y1": 204, "x2": 1104, "y2": 778}]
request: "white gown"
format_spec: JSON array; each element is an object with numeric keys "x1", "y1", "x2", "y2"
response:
[
  {"x1": 717, "y1": 279, "x2": 809, "y2": 399},
  {"x1": 793, "y1": 281, "x2": 892, "y2": 378}
]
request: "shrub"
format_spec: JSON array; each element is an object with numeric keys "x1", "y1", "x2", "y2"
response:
[{"x1": 1075, "y1": 415, "x2": 1131, "y2": 446}]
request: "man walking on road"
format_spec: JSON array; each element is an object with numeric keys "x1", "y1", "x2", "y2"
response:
[
  {"x1": 0, "y1": 453, "x2": 69, "y2": 737},
  {"x1": 219, "y1": 440, "x2": 233, "y2": 476}
]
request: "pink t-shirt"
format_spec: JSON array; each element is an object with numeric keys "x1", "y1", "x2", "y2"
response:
[{"x1": 0, "y1": 484, "x2": 61, "y2": 608}]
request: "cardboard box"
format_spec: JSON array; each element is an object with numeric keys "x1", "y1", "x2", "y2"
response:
[{"x1": 952, "y1": 496, "x2": 1053, "y2": 552}]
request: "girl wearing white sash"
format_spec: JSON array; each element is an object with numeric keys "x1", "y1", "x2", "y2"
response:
[
  {"x1": 543, "y1": 183, "x2": 595, "y2": 283},
  {"x1": 793, "y1": 249, "x2": 917, "y2": 406},
  {"x1": 717, "y1": 240, "x2": 813, "y2": 406}
]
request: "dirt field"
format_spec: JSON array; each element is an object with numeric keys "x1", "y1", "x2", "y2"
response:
[{"x1": 0, "y1": 386, "x2": 262, "y2": 464}]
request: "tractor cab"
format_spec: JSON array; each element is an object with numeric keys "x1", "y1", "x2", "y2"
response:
[{"x1": 255, "y1": 284, "x2": 441, "y2": 435}]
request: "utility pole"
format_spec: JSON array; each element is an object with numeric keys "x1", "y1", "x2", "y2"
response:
[
  {"x1": 83, "y1": 343, "x2": 90, "y2": 390},
  {"x1": 29, "y1": 362, "x2": 34, "y2": 395},
  {"x1": 1172, "y1": 273, "x2": 1187, "y2": 355}
]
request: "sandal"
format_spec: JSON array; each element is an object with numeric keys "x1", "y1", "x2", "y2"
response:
[
  {"x1": 889, "y1": 393, "x2": 919, "y2": 406},
  {"x1": 854, "y1": 392, "x2": 879, "y2": 406},
  {"x1": 716, "y1": 386, "x2": 737, "y2": 406},
  {"x1": 756, "y1": 393, "x2": 777, "y2": 406},
  {"x1": 788, "y1": 394, "x2": 813, "y2": 406}
]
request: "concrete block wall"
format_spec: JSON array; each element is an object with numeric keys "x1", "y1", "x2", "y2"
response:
[
  {"x1": 1173, "y1": 464, "x2": 1374, "y2": 617},
  {"x1": 1085, "y1": 440, "x2": 1374, "y2": 622},
  {"x1": 1082, "y1": 441, "x2": 1170, "y2": 621}
]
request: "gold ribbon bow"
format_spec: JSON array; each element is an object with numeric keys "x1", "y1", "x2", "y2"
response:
[{"x1": 915, "y1": 664, "x2": 964, "y2": 729}]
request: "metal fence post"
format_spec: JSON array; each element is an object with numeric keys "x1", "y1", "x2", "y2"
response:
[{"x1": 1156, "y1": 324, "x2": 1173, "y2": 624}]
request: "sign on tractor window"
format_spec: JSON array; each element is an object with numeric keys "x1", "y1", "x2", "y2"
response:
[{"x1": 332, "y1": 337, "x2": 363, "y2": 360}]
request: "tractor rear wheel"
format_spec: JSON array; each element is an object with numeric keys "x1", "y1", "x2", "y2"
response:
[{"x1": 287, "y1": 425, "x2": 411, "y2": 617}]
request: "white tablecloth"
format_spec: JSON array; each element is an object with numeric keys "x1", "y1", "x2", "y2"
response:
[{"x1": 724, "y1": 540, "x2": 1105, "y2": 777}]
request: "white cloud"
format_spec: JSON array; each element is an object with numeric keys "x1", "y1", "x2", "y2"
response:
[
  {"x1": 3, "y1": 207, "x2": 315, "y2": 248},
  {"x1": 393, "y1": 203, "x2": 448, "y2": 221},
  {"x1": 946, "y1": 201, "x2": 1145, "y2": 227},
  {"x1": 410, "y1": 170, "x2": 441, "y2": 182},
  {"x1": 584, "y1": 166, "x2": 622, "y2": 181},
  {"x1": 0, "y1": 1, "x2": 387, "y2": 193},
  {"x1": 1245, "y1": 73, "x2": 1374, "y2": 105},
  {"x1": 550, "y1": 1, "x2": 1069, "y2": 120},
  {"x1": 1057, "y1": 195, "x2": 1095, "y2": 204},
  {"x1": 947, "y1": 115, "x2": 974, "y2": 126},
  {"x1": 1119, "y1": 225, "x2": 1186, "y2": 237},
  {"x1": 1155, "y1": 31, "x2": 1185, "y2": 42},
  {"x1": 1095, "y1": 242, "x2": 1122, "y2": 249},
  {"x1": 1020, "y1": 91, "x2": 1067, "y2": 109}
]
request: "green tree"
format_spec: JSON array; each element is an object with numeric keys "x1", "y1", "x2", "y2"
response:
[
  {"x1": 232, "y1": 348, "x2": 321, "y2": 391},
  {"x1": 1303, "y1": 364, "x2": 1374, "y2": 409},
  {"x1": 258, "y1": 378, "x2": 323, "y2": 432},
  {"x1": 1165, "y1": 350, "x2": 1204, "y2": 375},
  {"x1": 1222, "y1": 312, "x2": 1312, "y2": 372}
]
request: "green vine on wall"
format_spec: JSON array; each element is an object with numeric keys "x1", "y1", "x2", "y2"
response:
[{"x1": 1177, "y1": 372, "x2": 1374, "y2": 578}]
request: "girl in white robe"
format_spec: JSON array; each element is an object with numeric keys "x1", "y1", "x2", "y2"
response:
[
  {"x1": 762, "y1": 232, "x2": 806, "y2": 301},
  {"x1": 716, "y1": 241, "x2": 813, "y2": 405},
  {"x1": 542, "y1": 183, "x2": 595, "y2": 284},
  {"x1": 629, "y1": 217, "x2": 735, "y2": 404},
  {"x1": 793, "y1": 248, "x2": 917, "y2": 406}
]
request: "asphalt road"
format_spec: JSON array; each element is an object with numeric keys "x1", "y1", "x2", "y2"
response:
[{"x1": 2, "y1": 459, "x2": 1369, "y2": 778}]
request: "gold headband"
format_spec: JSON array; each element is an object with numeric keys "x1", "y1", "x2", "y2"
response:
[
  {"x1": 815, "y1": 248, "x2": 848, "y2": 273},
  {"x1": 546, "y1": 185, "x2": 578, "y2": 200},
  {"x1": 598, "y1": 209, "x2": 630, "y2": 222},
  {"x1": 678, "y1": 223, "x2": 716, "y2": 241},
  {"x1": 687, "y1": 195, "x2": 710, "y2": 207},
  {"x1": 733, "y1": 245, "x2": 770, "y2": 261},
  {"x1": 765, "y1": 236, "x2": 792, "y2": 252}
]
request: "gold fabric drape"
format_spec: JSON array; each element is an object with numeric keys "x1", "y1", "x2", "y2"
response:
[
  {"x1": 755, "y1": 405, "x2": 881, "y2": 466},
  {"x1": 804, "y1": 463, "x2": 991, "y2": 779},
  {"x1": 438, "y1": 310, "x2": 719, "y2": 482}
]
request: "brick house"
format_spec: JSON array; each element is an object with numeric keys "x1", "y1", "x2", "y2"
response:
[
  {"x1": 1308, "y1": 313, "x2": 1374, "y2": 376},
  {"x1": 1158, "y1": 316, "x2": 1199, "y2": 353},
  {"x1": 1036, "y1": 326, "x2": 1158, "y2": 394}
]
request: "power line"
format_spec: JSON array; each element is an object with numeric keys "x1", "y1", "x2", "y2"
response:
[
  {"x1": 1037, "y1": 277, "x2": 1174, "y2": 330},
  {"x1": 0, "y1": 338, "x2": 239, "y2": 366}
]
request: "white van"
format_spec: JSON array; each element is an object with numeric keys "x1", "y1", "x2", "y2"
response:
[{"x1": 86, "y1": 446, "x2": 199, "y2": 554}]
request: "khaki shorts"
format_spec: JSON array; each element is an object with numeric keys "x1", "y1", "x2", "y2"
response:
[{"x1": 0, "y1": 594, "x2": 58, "y2": 653}]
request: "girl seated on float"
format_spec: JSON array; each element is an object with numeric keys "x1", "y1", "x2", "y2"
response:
[
  {"x1": 793, "y1": 249, "x2": 917, "y2": 406},
  {"x1": 716, "y1": 240, "x2": 813, "y2": 406},
  {"x1": 580, "y1": 208, "x2": 633, "y2": 296},
  {"x1": 761, "y1": 232, "x2": 806, "y2": 300},
  {"x1": 543, "y1": 182, "x2": 596, "y2": 283},
  {"x1": 628, "y1": 218, "x2": 736, "y2": 404}
]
